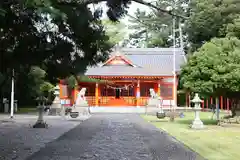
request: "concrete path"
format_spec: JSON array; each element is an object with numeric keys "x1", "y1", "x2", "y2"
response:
[{"x1": 26, "y1": 114, "x2": 204, "y2": 160}]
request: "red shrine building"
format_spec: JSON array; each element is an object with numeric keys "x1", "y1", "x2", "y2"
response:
[{"x1": 59, "y1": 48, "x2": 186, "y2": 107}]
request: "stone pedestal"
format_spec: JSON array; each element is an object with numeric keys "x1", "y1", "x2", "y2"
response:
[
  {"x1": 147, "y1": 98, "x2": 159, "y2": 107},
  {"x1": 3, "y1": 98, "x2": 9, "y2": 113},
  {"x1": 191, "y1": 93, "x2": 204, "y2": 129},
  {"x1": 60, "y1": 105, "x2": 66, "y2": 118},
  {"x1": 4, "y1": 103, "x2": 9, "y2": 113},
  {"x1": 71, "y1": 100, "x2": 90, "y2": 118},
  {"x1": 33, "y1": 105, "x2": 48, "y2": 128},
  {"x1": 191, "y1": 108, "x2": 204, "y2": 129}
]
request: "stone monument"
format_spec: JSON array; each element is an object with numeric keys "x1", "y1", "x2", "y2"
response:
[
  {"x1": 70, "y1": 88, "x2": 90, "y2": 118},
  {"x1": 146, "y1": 88, "x2": 163, "y2": 115},
  {"x1": 49, "y1": 85, "x2": 61, "y2": 115},
  {"x1": 191, "y1": 93, "x2": 204, "y2": 129},
  {"x1": 147, "y1": 88, "x2": 162, "y2": 107}
]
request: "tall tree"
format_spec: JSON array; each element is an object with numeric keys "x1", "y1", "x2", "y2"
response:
[
  {"x1": 186, "y1": 0, "x2": 240, "y2": 51},
  {"x1": 0, "y1": 0, "x2": 186, "y2": 106},
  {"x1": 0, "y1": 0, "x2": 112, "y2": 104},
  {"x1": 0, "y1": 0, "x2": 185, "y2": 83},
  {"x1": 180, "y1": 37, "x2": 240, "y2": 98},
  {"x1": 0, "y1": 0, "x2": 112, "y2": 83},
  {"x1": 127, "y1": 0, "x2": 189, "y2": 48},
  {"x1": 102, "y1": 19, "x2": 127, "y2": 45}
]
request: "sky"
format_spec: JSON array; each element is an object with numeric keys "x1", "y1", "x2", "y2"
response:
[
  {"x1": 88, "y1": 1, "x2": 153, "y2": 43},
  {"x1": 122, "y1": 2, "x2": 151, "y2": 23}
]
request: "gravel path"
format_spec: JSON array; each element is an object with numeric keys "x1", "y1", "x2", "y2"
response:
[
  {"x1": 0, "y1": 115, "x2": 84, "y2": 160},
  {"x1": 26, "y1": 114, "x2": 204, "y2": 160}
]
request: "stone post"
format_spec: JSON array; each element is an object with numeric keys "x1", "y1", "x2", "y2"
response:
[
  {"x1": 37, "y1": 105, "x2": 44, "y2": 123},
  {"x1": 191, "y1": 93, "x2": 204, "y2": 129},
  {"x1": 60, "y1": 104, "x2": 66, "y2": 119},
  {"x1": 3, "y1": 98, "x2": 9, "y2": 113},
  {"x1": 14, "y1": 100, "x2": 18, "y2": 112}
]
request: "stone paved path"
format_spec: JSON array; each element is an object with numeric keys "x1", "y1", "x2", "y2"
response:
[
  {"x1": 26, "y1": 114, "x2": 204, "y2": 160},
  {"x1": 0, "y1": 115, "x2": 85, "y2": 160}
]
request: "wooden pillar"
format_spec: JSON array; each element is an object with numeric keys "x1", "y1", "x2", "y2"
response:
[
  {"x1": 59, "y1": 83, "x2": 63, "y2": 99},
  {"x1": 210, "y1": 97, "x2": 213, "y2": 105},
  {"x1": 153, "y1": 83, "x2": 158, "y2": 93},
  {"x1": 171, "y1": 78, "x2": 177, "y2": 107},
  {"x1": 72, "y1": 89, "x2": 78, "y2": 105},
  {"x1": 95, "y1": 83, "x2": 99, "y2": 107},
  {"x1": 136, "y1": 80, "x2": 140, "y2": 107},
  {"x1": 220, "y1": 96, "x2": 223, "y2": 110},
  {"x1": 206, "y1": 99, "x2": 209, "y2": 109},
  {"x1": 185, "y1": 92, "x2": 191, "y2": 107},
  {"x1": 157, "y1": 82, "x2": 161, "y2": 96},
  {"x1": 188, "y1": 93, "x2": 191, "y2": 107}
]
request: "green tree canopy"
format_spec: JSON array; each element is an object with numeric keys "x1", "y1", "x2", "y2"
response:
[
  {"x1": 180, "y1": 37, "x2": 240, "y2": 98},
  {"x1": 0, "y1": 0, "x2": 112, "y2": 84},
  {"x1": 186, "y1": 0, "x2": 240, "y2": 51},
  {"x1": 102, "y1": 19, "x2": 127, "y2": 45},
  {"x1": 127, "y1": 0, "x2": 189, "y2": 48}
]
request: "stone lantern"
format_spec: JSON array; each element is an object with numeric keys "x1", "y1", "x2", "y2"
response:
[
  {"x1": 191, "y1": 93, "x2": 204, "y2": 129},
  {"x1": 33, "y1": 96, "x2": 48, "y2": 128},
  {"x1": 54, "y1": 85, "x2": 60, "y2": 96},
  {"x1": 49, "y1": 85, "x2": 61, "y2": 115}
]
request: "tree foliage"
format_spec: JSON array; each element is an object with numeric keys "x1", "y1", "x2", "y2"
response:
[
  {"x1": 14, "y1": 66, "x2": 54, "y2": 106},
  {"x1": 102, "y1": 19, "x2": 127, "y2": 45},
  {"x1": 180, "y1": 37, "x2": 240, "y2": 98},
  {"x1": 0, "y1": 0, "x2": 188, "y2": 107},
  {"x1": 0, "y1": 0, "x2": 113, "y2": 106},
  {"x1": 0, "y1": 0, "x2": 112, "y2": 84},
  {"x1": 127, "y1": 0, "x2": 189, "y2": 48},
  {"x1": 186, "y1": 0, "x2": 240, "y2": 51},
  {"x1": 127, "y1": 9, "x2": 171, "y2": 47}
]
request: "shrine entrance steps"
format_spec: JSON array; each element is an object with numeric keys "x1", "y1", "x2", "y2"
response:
[
  {"x1": 89, "y1": 107, "x2": 145, "y2": 113},
  {"x1": 105, "y1": 98, "x2": 129, "y2": 107}
]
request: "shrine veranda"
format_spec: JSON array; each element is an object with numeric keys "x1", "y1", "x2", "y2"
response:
[{"x1": 58, "y1": 48, "x2": 187, "y2": 107}]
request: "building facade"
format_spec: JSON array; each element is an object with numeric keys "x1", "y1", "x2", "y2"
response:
[{"x1": 59, "y1": 48, "x2": 186, "y2": 107}]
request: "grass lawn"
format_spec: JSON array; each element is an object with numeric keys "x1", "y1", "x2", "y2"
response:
[
  {"x1": 141, "y1": 112, "x2": 240, "y2": 160},
  {"x1": 18, "y1": 107, "x2": 37, "y2": 113}
]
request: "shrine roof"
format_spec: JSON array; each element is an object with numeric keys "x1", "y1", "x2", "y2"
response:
[{"x1": 85, "y1": 48, "x2": 186, "y2": 76}]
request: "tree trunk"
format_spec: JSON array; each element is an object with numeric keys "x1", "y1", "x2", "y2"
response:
[
  {"x1": 230, "y1": 98, "x2": 240, "y2": 117},
  {"x1": 215, "y1": 97, "x2": 220, "y2": 120}
]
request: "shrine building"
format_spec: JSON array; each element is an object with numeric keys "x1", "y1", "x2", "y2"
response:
[{"x1": 59, "y1": 48, "x2": 186, "y2": 107}]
